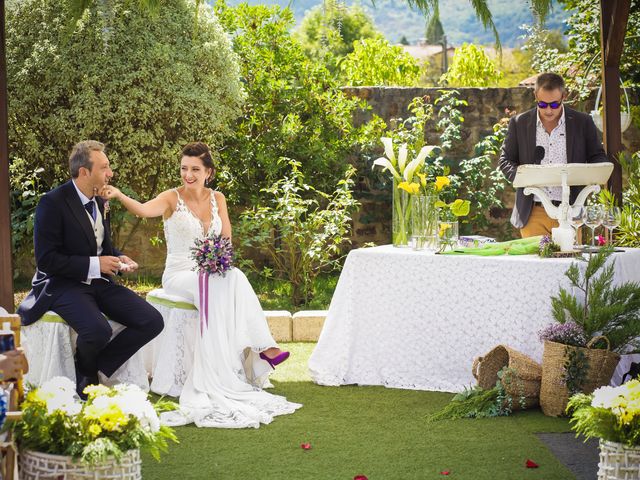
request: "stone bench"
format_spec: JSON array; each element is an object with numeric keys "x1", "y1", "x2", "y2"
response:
[{"x1": 21, "y1": 312, "x2": 149, "y2": 391}]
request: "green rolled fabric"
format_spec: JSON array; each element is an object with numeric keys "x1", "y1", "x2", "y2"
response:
[
  {"x1": 441, "y1": 235, "x2": 543, "y2": 256},
  {"x1": 146, "y1": 294, "x2": 197, "y2": 311}
]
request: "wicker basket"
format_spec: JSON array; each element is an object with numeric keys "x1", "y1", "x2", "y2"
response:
[
  {"x1": 20, "y1": 449, "x2": 142, "y2": 479},
  {"x1": 472, "y1": 345, "x2": 542, "y2": 409},
  {"x1": 540, "y1": 338, "x2": 621, "y2": 417},
  {"x1": 598, "y1": 440, "x2": 640, "y2": 479}
]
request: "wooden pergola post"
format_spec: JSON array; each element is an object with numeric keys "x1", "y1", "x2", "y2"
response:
[
  {"x1": 600, "y1": 0, "x2": 631, "y2": 204},
  {"x1": 0, "y1": 0, "x2": 14, "y2": 312}
]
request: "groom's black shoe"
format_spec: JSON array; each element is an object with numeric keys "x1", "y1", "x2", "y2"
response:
[{"x1": 75, "y1": 363, "x2": 98, "y2": 401}]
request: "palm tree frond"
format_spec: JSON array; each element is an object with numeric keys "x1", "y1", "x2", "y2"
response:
[
  {"x1": 403, "y1": 0, "x2": 439, "y2": 16},
  {"x1": 469, "y1": 0, "x2": 500, "y2": 51}
]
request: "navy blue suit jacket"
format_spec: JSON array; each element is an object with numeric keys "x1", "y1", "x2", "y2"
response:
[{"x1": 17, "y1": 180, "x2": 122, "y2": 325}]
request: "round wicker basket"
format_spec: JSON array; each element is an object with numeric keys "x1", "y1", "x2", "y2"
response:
[
  {"x1": 472, "y1": 344, "x2": 542, "y2": 409},
  {"x1": 598, "y1": 440, "x2": 640, "y2": 480},
  {"x1": 20, "y1": 449, "x2": 142, "y2": 480}
]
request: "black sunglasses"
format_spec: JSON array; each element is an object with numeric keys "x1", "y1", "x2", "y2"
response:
[{"x1": 537, "y1": 100, "x2": 563, "y2": 109}]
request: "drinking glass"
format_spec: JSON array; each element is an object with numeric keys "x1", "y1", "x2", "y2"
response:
[
  {"x1": 570, "y1": 205, "x2": 585, "y2": 248},
  {"x1": 602, "y1": 206, "x2": 621, "y2": 244},
  {"x1": 584, "y1": 204, "x2": 605, "y2": 249}
]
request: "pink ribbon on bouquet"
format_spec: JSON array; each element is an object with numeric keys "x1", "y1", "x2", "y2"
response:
[{"x1": 198, "y1": 271, "x2": 210, "y2": 336}]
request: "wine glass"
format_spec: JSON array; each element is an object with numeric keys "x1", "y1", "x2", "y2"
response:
[
  {"x1": 602, "y1": 206, "x2": 621, "y2": 244},
  {"x1": 570, "y1": 205, "x2": 585, "y2": 248},
  {"x1": 584, "y1": 204, "x2": 605, "y2": 249}
]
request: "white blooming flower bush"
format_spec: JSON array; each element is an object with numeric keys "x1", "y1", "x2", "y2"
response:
[{"x1": 12, "y1": 377, "x2": 177, "y2": 465}]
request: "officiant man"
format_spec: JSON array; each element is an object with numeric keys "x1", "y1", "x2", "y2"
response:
[
  {"x1": 17, "y1": 140, "x2": 163, "y2": 398},
  {"x1": 499, "y1": 73, "x2": 607, "y2": 237}
]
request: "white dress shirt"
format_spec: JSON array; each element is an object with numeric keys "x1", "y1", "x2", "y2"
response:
[
  {"x1": 71, "y1": 181, "x2": 105, "y2": 282},
  {"x1": 535, "y1": 107, "x2": 567, "y2": 202}
]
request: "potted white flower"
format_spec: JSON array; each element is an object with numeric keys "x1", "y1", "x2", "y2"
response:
[
  {"x1": 12, "y1": 377, "x2": 177, "y2": 479},
  {"x1": 568, "y1": 380, "x2": 640, "y2": 479}
]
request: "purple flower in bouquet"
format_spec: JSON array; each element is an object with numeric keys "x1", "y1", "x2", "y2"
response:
[
  {"x1": 190, "y1": 234, "x2": 234, "y2": 277},
  {"x1": 538, "y1": 321, "x2": 588, "y2": 347}
]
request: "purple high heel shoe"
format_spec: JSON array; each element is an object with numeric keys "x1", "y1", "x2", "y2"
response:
[{"x1": 259, "y1": 351, "x2": 290, "y2": 369}]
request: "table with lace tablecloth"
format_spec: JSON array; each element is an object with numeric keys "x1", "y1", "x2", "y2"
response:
[{"x1": 308, "y1": 245, "x2": 640, "y2": 392}]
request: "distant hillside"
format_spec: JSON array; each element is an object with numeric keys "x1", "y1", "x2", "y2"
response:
[{"x1": 225, "y1": 0, "x2": 570, "y2": 47}]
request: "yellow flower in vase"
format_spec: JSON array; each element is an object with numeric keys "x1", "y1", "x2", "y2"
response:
[
  {"x1": 373, "y1": 137, "x2": 437, "y2": 247},
  {"x1": 435, "y1": 176, "x2": 450, "y2": 191}
]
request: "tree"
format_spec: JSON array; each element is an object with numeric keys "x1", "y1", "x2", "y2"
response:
[
  {"x1": 440, "y1": 43, "x2": 503, "y2": 87},
  {"x1": 213, "y1": 1, "x2": 385, "y2": 205},
  {"x1": 338, "y1": 38, "x2": 423, "y2": 86},
  {"x1": 6, "y1": 0, "x2": 244, "y2": 252},
  {"x1": 425, "y1": 7, "x2": 445, "y2": 44},
  {"x1": 294, "y1": 1, "x2": 383, "y2": 74},
  {"x1": 524, "y1": 0, "x2": 639, "y2": 101}
]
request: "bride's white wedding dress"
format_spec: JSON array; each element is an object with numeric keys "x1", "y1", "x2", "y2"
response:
[{"x1": 159, "y1": 189, "x2": 302, "y2": 428}]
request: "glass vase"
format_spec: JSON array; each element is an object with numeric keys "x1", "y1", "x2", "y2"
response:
[
  {"x1": 411, "y1": 194, "x2": 439, "y2": 252},
  {"x1": 392, "y1": 178, "x2": 411, "y2": 247},
  {"x1": 439, "y1": 219, "x2": 459, "y2": 251}
]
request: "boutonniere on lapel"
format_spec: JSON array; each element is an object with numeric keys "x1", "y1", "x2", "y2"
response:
[{"x1": 103, "y1": 199, "x2": 110, "y2": 221}]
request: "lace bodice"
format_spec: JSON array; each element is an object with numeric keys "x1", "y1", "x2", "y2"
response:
[{"x1": 164, "y1": 189, "x2": 222, "y2": 256}]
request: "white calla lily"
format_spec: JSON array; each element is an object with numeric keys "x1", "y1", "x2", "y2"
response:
[
  {"x1": 381, "y1": 137, "x2": 396, "y2": 167},
  {"x1": 398, "y1": 144, "x2": 408, "y2": 173},
  {"x1": 403, "y1": 156, "x2": 423, "y2": 182},
  {"x1": 373, "y1": 157, "x2": 401, "y2": 180},
  {"x1": 415, "y1": 145, "x2": 436, "y2": 165}
]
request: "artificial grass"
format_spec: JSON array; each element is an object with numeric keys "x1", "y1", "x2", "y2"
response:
[{"x1": 142, "y1": 343, "x2": 576, "y2": 480}]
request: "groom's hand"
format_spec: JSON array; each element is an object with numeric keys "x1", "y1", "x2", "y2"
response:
[
  {"x1": 118, "y1": 255, "x2": 139, "y2": 274},
  {"x1": 99, "y1": 256, "x2": 122, "y2": 276}
]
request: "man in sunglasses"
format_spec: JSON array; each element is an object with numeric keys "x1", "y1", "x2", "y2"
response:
[{"x1": 499, "y1": 72, "x2": 606, "y2": 237}]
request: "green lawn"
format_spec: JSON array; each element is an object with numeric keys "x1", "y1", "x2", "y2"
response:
[{"x1": 142, "y1": 343, "x2": 575, "y2": 480}]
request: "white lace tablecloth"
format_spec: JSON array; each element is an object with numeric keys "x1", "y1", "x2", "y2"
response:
[{"x1": 308, "y1": 246, "x2": 640, "y2": 392}]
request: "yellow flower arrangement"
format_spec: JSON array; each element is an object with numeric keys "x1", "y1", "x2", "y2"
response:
[
  {"x1": 568, "y1": 379, "x2": 640, "y2": 447},
  {"x1": 12, "y1": 377, "x2": 178, "y2": 465}
]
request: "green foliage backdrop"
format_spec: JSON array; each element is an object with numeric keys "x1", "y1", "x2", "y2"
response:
[{"x1": 7, "y1": 0, "x2": 244, "y2": 249}]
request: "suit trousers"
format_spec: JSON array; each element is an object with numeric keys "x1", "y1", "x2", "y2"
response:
[
  {"x1": 520, "y1": 205, "x2": 559, "y2": 238},
  {"x1": 51, "y1": 280, "x2": 164, "y2": 377}
]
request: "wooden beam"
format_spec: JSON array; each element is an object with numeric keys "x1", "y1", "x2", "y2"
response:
[
  {"x1": 0, "y1": 0, "x2": 15, "y2": 313},
  {"x1": 605, "y1": 0, "x2": 631, "y2": 67},
  {"x1": 599, "y1": 0, "x2": 630, "y2": 203}
]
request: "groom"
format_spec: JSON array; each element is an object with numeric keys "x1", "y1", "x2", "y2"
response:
[{"x1": 18, "y1": 140, "x2": 164, "y2": 398}]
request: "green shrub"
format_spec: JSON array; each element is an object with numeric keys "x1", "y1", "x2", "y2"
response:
[
  {"x1": 238, "y1": 159, "x2": 359, "y2": 307},
  {"x1": 7, "y1": 0, "x2": 244, "y2": 253}
]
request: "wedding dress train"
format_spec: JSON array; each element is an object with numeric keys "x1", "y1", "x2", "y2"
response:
[{"x1": 159, "y1": 189, "x2": 301, "y2": 428}]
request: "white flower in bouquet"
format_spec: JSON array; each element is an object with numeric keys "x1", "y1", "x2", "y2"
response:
[
  {"x1": 373, "y1": 137, "x2": 435, "y2": 182},
  {"x1": 591, "y1": 385, "x2": 623, "y2": 409},
  {"x1": 113, "y1": 384, "x2": 161, "y2": 433},
  {"x1": 37, "y1": 376, "x2": 82, "y2": 415}
]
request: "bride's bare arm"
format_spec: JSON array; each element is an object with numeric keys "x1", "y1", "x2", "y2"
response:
[
  {"x1": 101, "y1": 186, "x2": 172, "y2": 219},
  {"x1": 215, "y1": 191, "x2": 232, "y2": 239}
]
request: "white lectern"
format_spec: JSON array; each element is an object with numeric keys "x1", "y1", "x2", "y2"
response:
[{"x1": 513, "y1": 162, "x2": 614, "y2": 251}]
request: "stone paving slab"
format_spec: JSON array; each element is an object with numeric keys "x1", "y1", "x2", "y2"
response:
[{"x1": 537, "y1": 432, "x2": 598, "y2": 480}]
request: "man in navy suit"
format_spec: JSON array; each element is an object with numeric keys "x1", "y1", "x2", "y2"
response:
[
  {"x1": 18, "y1": 140, "x2": 163, "y2": 397},
  {"x1": 499, "y1": 73, "x2": 607, "y2": 237}
]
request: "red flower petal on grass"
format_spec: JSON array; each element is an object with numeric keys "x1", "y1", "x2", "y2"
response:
[
  {"x1": 440, "y1": 471, "x2": 451, "y2": 475},
  {"x1": 525, "y1": 459, "x2": 539, "y2": 468},
  {"x1": 354, "y1": 476, "x2": 368, "y2": 480},
  {"x1": 301, "y1": 443, "x2": 312, "y2": 450}
]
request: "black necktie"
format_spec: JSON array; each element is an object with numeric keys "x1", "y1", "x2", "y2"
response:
[{"x1": 84, "y1": 200, "x2": 96, "y2": 222}]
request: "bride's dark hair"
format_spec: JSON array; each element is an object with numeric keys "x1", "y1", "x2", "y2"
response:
[{"x1": 182, "y1": 142, "x2": 215, "y2": 184}]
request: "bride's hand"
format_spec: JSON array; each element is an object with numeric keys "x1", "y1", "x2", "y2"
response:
[{"x1": 100, "y1": 185, "x2": 121, "y2": 200}]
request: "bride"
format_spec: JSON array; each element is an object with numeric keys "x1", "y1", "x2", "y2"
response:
[{"x1": 102, "y1": 142, "x2": 301, "y2": 428}]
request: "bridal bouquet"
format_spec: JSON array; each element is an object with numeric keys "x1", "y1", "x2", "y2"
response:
[
  {"x1": 12, "y1": 377, "x2": 177, "y2": 465},
  {"x1": 190, "y1": 234, "x2": 234, "y2": 277}
]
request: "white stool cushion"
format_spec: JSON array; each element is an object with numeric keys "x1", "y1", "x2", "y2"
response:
[
  {"x1": 145, "y1": 289, "x2": 199, "y2": 397},
  {"x1": 21, "y1": 311, "x2": 150, "y2": 392}
]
